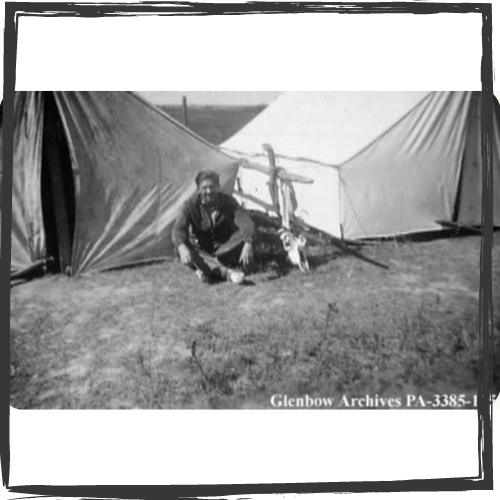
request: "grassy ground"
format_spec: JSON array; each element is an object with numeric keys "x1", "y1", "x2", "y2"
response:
[{"x1": 10, "y1": 229, "x2": 500, "y2": 409}]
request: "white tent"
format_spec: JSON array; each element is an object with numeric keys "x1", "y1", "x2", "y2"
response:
[{"x1": 222, "y1": 92, "x2": 500, "y2": 239}]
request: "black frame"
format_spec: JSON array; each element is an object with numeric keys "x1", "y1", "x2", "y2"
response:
[{"x1": 0, "y1": 2, "x2": 494, "y2": 497}]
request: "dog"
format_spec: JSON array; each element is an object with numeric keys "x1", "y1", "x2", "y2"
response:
[{"x1": 278, "y1": 229, "x2": 310, "y2": 273}]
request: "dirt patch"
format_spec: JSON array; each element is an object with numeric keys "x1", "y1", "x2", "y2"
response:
[{"x1": 395, "y1": 272, "x2": 479, "y2": 300}]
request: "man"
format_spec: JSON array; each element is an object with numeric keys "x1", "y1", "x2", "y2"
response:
[{"x1": 172, "y1": 170, "x2": 255, "y2": 283}]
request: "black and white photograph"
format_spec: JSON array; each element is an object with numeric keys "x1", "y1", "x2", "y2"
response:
[
  {"x1": 8, "y1": 90, "x2": 500, "y2": 410},
  {"x1": 3, "y1": 1, "x2": 498, "y2": 493}
]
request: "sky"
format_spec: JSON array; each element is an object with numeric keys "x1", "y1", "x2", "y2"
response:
[{"x1": 140, "y1": 91, "x2": 282, "y2": 106}]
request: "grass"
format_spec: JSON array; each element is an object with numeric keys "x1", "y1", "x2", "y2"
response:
[{"x1": 10, "y1": 230, "x2": 498, "y2": 409}]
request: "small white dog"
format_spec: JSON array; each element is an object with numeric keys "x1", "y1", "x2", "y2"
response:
[{"x1": 278, "y1": 229, "x2": 310, "y2": 273}]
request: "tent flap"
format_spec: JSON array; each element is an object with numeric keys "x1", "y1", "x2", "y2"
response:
[{"x1": 10, "y1": 92, "x2": 46, "y2": 272}]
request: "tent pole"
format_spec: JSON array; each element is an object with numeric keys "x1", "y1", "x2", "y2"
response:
[
  {"x1": 263, "y1": 143, "x2": 281, "y2": 222},
  {"x1": 183, "y1": 95, "x2": 189, "y2": 128}
]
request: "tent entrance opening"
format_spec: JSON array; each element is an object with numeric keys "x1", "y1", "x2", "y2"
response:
[{"x1": 41, "y1": 93, "x2": 75, "y2": 274}]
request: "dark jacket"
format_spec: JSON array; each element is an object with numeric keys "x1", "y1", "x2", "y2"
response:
[{"x1": 172, "y1": 192, "x2": 255, "y2": 254}]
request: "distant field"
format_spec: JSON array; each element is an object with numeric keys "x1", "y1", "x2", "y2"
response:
[{"x1": 159, "y1": 104, "x2": 266, "y2": 145}]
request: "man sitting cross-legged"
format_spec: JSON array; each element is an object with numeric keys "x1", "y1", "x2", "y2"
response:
[{"x1": 172, "y1": 170, "x2": 255, "y2": 283}]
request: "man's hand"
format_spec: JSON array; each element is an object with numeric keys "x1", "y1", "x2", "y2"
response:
[
  {"x1": 239, "y1": 242, "x2": 254, "y2": 269},
  {"x1": 178, "y1": 243, "x2": 192, "y2": 265}
]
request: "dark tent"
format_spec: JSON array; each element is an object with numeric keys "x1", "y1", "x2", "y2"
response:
[{"x1": 2, "y1": 91, "x2": 238, "y2": 275}]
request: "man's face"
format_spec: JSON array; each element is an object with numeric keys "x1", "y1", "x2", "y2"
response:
[{"x1": 198, "y1": 178, "x2": 219, "y2": 205}]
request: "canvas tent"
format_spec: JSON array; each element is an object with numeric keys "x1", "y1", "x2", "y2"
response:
[
  {"x1": 2, "y1": 91, "x2": 238, "y2": 275},
  {"x1": 222, "y1": 91, "x2": 500, "y2": 239}
]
